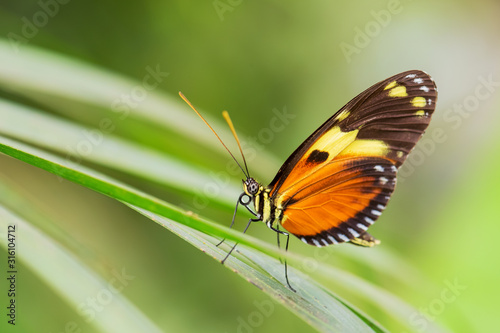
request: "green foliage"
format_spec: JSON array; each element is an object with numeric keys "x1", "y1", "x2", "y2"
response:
[
  {"x1": 0, "y1": 42, "x2": 449, "y2": 333},
  {"x1": 1, "y1": 1, "x2": 499, "y2": 332}
]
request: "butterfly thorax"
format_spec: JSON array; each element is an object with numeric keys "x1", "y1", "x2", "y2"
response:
[{"x1": 243, "y1": 178, "x2": 280, "y2": 229}]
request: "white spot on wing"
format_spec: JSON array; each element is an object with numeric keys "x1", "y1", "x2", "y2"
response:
[
  {"x1": 301, "y1": 237, "x2": 308, "y2": 244},
  {"x1": 347, "y1": 228, "x2": 360, "y2": 238},
  {"x1": 427, "y1": 98, "x2": 432, "y2": 105},
  {"x1": 328, "y1": 235, "x2": 338, "y2": 244},
  {"x1": 371, "y1": 209, "x2": 382, "y2": 216},
  {"x1": 379, "y1": 177, "x2": 388, "y2": 185},
  {"x1": 365, "y1": 216, "x2": 374, "y2": 224},
  {"x1": 338, "y1": 233, "x2": 349, "y2": 242},
  {"x1": 357, "y1": 223, "x2": 368, "y2": 231},
  {"x1": 414, "y1": 78, "x2": 424, "y2": 84},
  {"x1": 405, "y1": 74, "x2": 416, "y2": 79},
  {"x1": 312, "y1": 239, "x2": 322, "y2": 247},
  {"x1": 374, "y1": 165, "x2": 384, "y2": 172},
  {"x1": 420, "y1": 85, "x2": 430, "y2": 92},
  {"x1": 377, "y1": 204, "x2": 385, "y2": 210},
  {"x1": 391, "y1": 165, "x2": 397, "y2": 172},
  {"x1": 321, "y1": 238, "x2": 329, "y2": 246}
]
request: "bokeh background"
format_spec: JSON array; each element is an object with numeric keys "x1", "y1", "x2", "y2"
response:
[{"x1": 1, "y1": 0, "x2": 499, "y2": 332}]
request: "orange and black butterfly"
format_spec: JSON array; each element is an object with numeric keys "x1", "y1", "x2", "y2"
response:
[{"x1": 180, "y1": 70, "x2": 437, "y2": 292}]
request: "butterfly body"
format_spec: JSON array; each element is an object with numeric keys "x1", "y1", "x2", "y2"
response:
[
  {"x1": 181, "y1": 69, "x2": 437, "y2": 291},
  {"x1": 242, "y1": 70, "x2": 437, "y2": 249},
  {"x1": 242, "y1": 178, "x2": 280, "y2": 230}
]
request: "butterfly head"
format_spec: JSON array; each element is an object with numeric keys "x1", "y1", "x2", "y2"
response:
[{"x1": 243, "y1": 178, "x2": 261, "y2": 197}]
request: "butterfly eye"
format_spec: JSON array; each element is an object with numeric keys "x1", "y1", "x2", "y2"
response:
[{"x1": 244, "y1": 178, "x2": 260, "y2": 196}]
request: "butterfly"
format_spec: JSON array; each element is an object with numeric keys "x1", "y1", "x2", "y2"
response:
[{"x1": 180, "y1": 70, "x2": 437, "y2": 292}]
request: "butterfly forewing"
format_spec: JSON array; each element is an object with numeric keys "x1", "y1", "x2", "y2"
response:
[{"x1": 269, "y1": 70, "x2": 437, "y2": 246}]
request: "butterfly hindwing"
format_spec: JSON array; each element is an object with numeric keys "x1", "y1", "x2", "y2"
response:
[
  {"x1": 280, "y1": 158, "x2": 396, "y2": 246},
  {"x1": 269, "y1": 70, "x2": 437, "y2": 246}
]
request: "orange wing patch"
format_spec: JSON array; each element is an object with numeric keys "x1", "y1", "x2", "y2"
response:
[{"x1": 277, "y1": 158, "x2": 396, "y2": 246}]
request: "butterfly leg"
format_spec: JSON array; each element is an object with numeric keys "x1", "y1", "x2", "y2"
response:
[
  {"x1": 269, "y1": 225, "x2": 296, "y2": 292},
  {"x1": 276, "y1": 224, "x2": 281, "y2": 249},
  {"x1": 275, "y1": 225, "x2": 284, "y2": 264},
  {"x1": 217, "y1": 193, "x2": 252, "y2": 247},
  {"x1": 220, "y1": 217, "x2": 260, "y2": 264}
]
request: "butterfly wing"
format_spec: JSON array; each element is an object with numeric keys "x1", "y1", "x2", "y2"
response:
[{"x1": 269, "y1": 70, "x2": 437, "y2": 246}]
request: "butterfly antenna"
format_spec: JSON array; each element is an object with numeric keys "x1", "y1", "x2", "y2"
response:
[
  {"x1": 222, "y1": 111, "x2": 250, "y2": 178},
  {"x1": 179, "y1": 92, "x2": 249, "y2": 178}
]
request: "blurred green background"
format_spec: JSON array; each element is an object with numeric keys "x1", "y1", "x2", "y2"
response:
[{"x1": 0, "y1": 0, "x2": 499, "y2": 332}]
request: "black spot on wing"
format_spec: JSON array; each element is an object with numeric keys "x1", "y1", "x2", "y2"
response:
[{"x1": 306, "y1": 149, "x2": 329, "y2": 165}]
